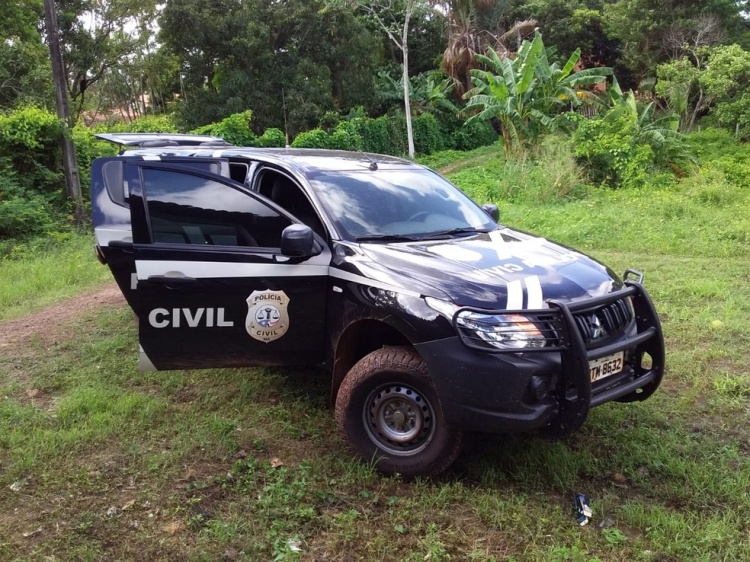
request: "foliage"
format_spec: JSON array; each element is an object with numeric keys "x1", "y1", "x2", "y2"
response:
[
  {"x1": 411, "y1": 113, "x2": 447, "y2": 154},
  {"x1": 290, "y1": 111, "x2": 496, "y2": 156},
  {"x1": 254, "y1": 128, "x2": 286, "y2": 148},
  {"x1": 687, "y1": 127, "x2": 750, "y2": 186},
  {"x1": 376, "y1": 70, "x2": 459, "y2": 116},
  {"x1": 603, "y1": 0, "x2": 746, "y2": 83},
  {"x1": 572, "y1": 87, "x2": 694, "y2": 188},
  {"x1": 0, "y1": 0, "x2": 52, "y2": 109},
  {"x1": 699, "y1": 44, "x2": 750, "y2": 140},
  {"x1": 449, "y1": 118, "x2": 499, "y2": 151},
  {"x1": 655, "y1": 58, "x2": 703, "y2": 132},
  {"x1": 0, "y1": 175, "x2": 58, "y2": 239},
  {"x1": 56, "y1": 0, "x2": 161, "y2": 118},
  {"x1": 463, "y1": 31, "x2": 611, "y2": 152},
  {"x1": 513, "y1": 1, "x2": 619, "y2": 70},
  {"x1": 291, "y1": 128, "x2": 332, "y2": 149},
  {"x1": 447, "y1": 135, "x2": 587, "y2": 204},
  {"x1": 657, "y1": 44, "x2": 750, "y2": 138},
  {"x1": 98, "y1": 114, "x2": 179, "y2": 134},
  {"x1": 441, "y1": 1, "x2": 537, "y2": 97},
  {"x1": 191, "y1": 111, "x2": 256, "y2": 146},
  {"x1": 0, "y1": 106, "x2": 64, "y2": 196},
  {"x1": 161, "y1": 0, "x2": 381, "y2": 135}
]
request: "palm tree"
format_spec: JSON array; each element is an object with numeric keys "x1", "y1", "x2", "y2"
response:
[{"x1": 441, "y1": 0, "x2": 537, "y2": 97}]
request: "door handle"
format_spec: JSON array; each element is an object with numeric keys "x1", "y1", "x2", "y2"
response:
[
  {"x1": 108, "y1": 240, "x2": 134, "y2": 253},
  {"x1": 147, "y1": 275, "x2": 197, "y2": 287}
]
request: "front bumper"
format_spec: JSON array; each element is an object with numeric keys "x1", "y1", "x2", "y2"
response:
[{"x1": 414, "y1": 280, "x2": 665, "y2": 436}]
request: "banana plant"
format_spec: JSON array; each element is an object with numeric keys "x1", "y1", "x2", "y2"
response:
[{"x1": 463, "y1": 31, "x2": 611, "y2": 152}]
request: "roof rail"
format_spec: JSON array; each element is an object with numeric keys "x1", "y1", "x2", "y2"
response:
[{"x1": 95, "y1": 133, "x2": 232, "y2": 148}]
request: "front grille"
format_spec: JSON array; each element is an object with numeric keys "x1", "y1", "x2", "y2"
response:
[{"x1": 573, "y1": 298, "x2": 633, "y2": 347}]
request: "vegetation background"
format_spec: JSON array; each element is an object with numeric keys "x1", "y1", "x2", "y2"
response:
[{"x1": 1, "y1": 0, "x2": 750, "y2": 560}]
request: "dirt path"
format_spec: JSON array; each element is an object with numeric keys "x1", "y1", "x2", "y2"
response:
[{"x1": 0, "y1": 284, "x2": 125, "y2": 349}]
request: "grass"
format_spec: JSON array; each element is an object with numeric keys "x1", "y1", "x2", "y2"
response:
[
  {"x1": 1, "y1": 144, "x2": 750, "y2": 560},
  {"x1": 0, "y1": 232, "x2": 111, "y2": 321}
]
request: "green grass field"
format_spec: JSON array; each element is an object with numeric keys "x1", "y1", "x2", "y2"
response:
[{"x1": 1, "y1": 146, "x2": 749, "y2": 561}]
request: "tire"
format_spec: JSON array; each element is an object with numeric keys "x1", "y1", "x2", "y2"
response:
[{"x1": 335, "y1": 346, "x2": 463, "y2": 477}]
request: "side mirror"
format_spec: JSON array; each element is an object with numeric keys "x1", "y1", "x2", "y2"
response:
[
  {"x1": 281, "y1": 224, "x2": 314, "y2": 258},
  {"x1": 482, "y1": 203, "x2": 499, "y2": 222}
]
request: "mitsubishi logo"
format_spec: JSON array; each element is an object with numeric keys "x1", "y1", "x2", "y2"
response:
[{"x1": 589, "y1": 314, "x2": 606, "y2": 340}]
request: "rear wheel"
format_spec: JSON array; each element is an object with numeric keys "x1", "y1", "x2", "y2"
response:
[{"x1": 335, "y1": 346, "x2": 462, "y2": 476}]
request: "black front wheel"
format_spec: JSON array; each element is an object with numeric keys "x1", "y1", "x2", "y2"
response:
[{"x1": 335, "y1": 346, "x2": 463, "y2": 476}]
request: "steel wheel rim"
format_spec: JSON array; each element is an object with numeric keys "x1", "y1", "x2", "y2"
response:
[{"x1": 364, "y1": 383, "x2": 435, "y2": 456}]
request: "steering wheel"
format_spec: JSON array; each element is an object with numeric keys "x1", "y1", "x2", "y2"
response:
[{"x1": 407, "y1": 211, "x2": 430, "y2": 222}]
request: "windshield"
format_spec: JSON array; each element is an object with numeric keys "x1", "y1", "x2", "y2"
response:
[{"x1": 307, "y1": 168, "x2": 496, "y2": 241}]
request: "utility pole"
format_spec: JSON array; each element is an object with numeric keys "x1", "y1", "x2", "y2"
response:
[{"x1": 43, "y1": 0, "x2": 84, "y2": 226}]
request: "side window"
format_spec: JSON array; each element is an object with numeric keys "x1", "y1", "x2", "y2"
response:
[{"x1": 141, "y1": 168, "x2": 291, "y2": 248}]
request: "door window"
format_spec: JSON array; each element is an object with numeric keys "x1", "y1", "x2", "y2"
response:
[{"x1": 141, "y1": 168, "x2": 291, "y2": 248}]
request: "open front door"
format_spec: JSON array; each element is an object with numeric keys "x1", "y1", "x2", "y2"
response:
[{"x1": 121, "y1": 160, "x2": 329, "y2": 370}]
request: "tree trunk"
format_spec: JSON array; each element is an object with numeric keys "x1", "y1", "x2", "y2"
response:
[
  {"x1": 402, "y1": 8, "x2": 415, "y2": 159},
  {"x1": 43, "y1": 0, "x2": 84, "y2": 226}
]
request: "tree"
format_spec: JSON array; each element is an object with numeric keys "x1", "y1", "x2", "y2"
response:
[
  {"x1": 603, "y1": 0, "x2": 746, "y2": 83},
  {"x1": 327, "y1": 0, "x2": 437, "y2": 158},
  {"x1": 0, "y1": 0, "x2": 52, "y2": 108},
  {"x1": 463, "y1": 31, "x2": 611, "y2": 152},
  {"x1": 657, "y1": 44, "x2": 750, "y2": 137},
  {"x1": 56, "y1": 0, "x2": 160, "y2": 118},
  {"x1": 161, "y1": 0, "x2": 380, "y2": 135}
]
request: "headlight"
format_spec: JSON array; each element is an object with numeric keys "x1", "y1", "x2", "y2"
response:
[
  {"x1": 425, "y1": 297, "x2": 548, "y2": 350},
  {"x1": 455, "y1": 311, "x2": 547, "y2": 350}
]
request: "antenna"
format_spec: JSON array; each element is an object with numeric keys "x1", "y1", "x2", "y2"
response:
[{"x1": 282, "y1": 88, "x2": 290, "y2": 148}]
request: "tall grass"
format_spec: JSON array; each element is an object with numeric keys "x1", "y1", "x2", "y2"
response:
[
  {"x1": 0, "y1": 233, "x2": 110, "y2": 320},
  {"x1": 442, "y1": 135, "x2": 750, "y2": 259}
]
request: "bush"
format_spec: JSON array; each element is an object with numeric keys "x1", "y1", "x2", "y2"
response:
[
  {"x1": 101, "y1": 114, "x2": 179, "y2": 134},
  {"x1": 687, "y1": 127, "x2": 750, "y2": 187},
  {"x1": 452, "y1": 119, "x2": 498, "y2": 151},
  {"x1": 0, "y1": 106, "x2": 64, "y2": 196},
  {"x1": 573, "y1": 107, "x2": 662, "y2": 189},
  {"x1": 412, "y1": 113, "x2": 446, "y2": 155},
  {"x1": 291, "y1": 112, "x2": 497, "y2": 157},
  {"x1": 0, "y1": 174, "x2": 58, "y2": 238},
  {"x1": 191, "y1": 110, "x2": 255, "y2": 145},
  {"x1": 254, "y1": 128, "x2": 286, "y2": 147},
  {"x1": 291, "y1": 129, "x2": 331, "y2": 149},
  {"x1": 329, "y1": 127, "x2": 361, "y2": 151}
]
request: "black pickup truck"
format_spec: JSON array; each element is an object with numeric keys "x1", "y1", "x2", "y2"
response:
[{"x1": 91, "y1": 133, "x2": 664, "y2": 476}]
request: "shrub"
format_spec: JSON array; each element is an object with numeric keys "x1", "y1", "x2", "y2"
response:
[
  {"x1": 72, "y1": 125, "x2": 117, "y2": 190},
  {"x1": 687, "y1": 127, "x2": 750, "y2": 187},
  {"x1": 0, "y1": 173, "x2": 58, "y2": 238},
  {"x1": 573, "y1": 105, "x2": 683, "y2": 189},
  {"x1": 101, "y1": 114, "x2": 179, "y2": 133},
  {"x1": 191, "y1": 110, "x2": 255, "y2": 145},
  {"x1": 0, "y1": 106, "x2": 64, "y2": 195},
  {"x1": 291, "y1": 129, "x2": 331, "y2": 149},
  {"x1": 452, "y1": 119, "x2": 498, "y2": 151},
  {"x1": 254, "y1": 128, "x2": 286, "y2": 148},
  {"x1": 329, "y1": 127, "x2": 361, "y2": 151},
  {"x1": 412, "y1": 113, "x2": 446, "y2": 155}
]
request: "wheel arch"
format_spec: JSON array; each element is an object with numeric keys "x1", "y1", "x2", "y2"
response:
[{"x1": 331, "y1": 319, "x2": 412, "y2": 403}]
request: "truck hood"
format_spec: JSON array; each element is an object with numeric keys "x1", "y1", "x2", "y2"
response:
[{"x1": 358, "y1": 228, "x2": 621, "y2": 310}]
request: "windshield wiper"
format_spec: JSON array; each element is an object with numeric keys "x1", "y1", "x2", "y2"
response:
[
  {"x1": 421, "y1": 227, "x2": 493, "y2": 239},
  {"x1": 355, "y1": 234, "x2": 423, "y2": 243}
]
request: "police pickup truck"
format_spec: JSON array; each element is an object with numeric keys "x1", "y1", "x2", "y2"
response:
[{"x1": 91, "y1": 133, "x2": 664, "y2": 476}]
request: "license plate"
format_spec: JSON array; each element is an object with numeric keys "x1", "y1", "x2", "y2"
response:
[{"x1": 589, "y1": 351, "x2": 624, "y2": 382}]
